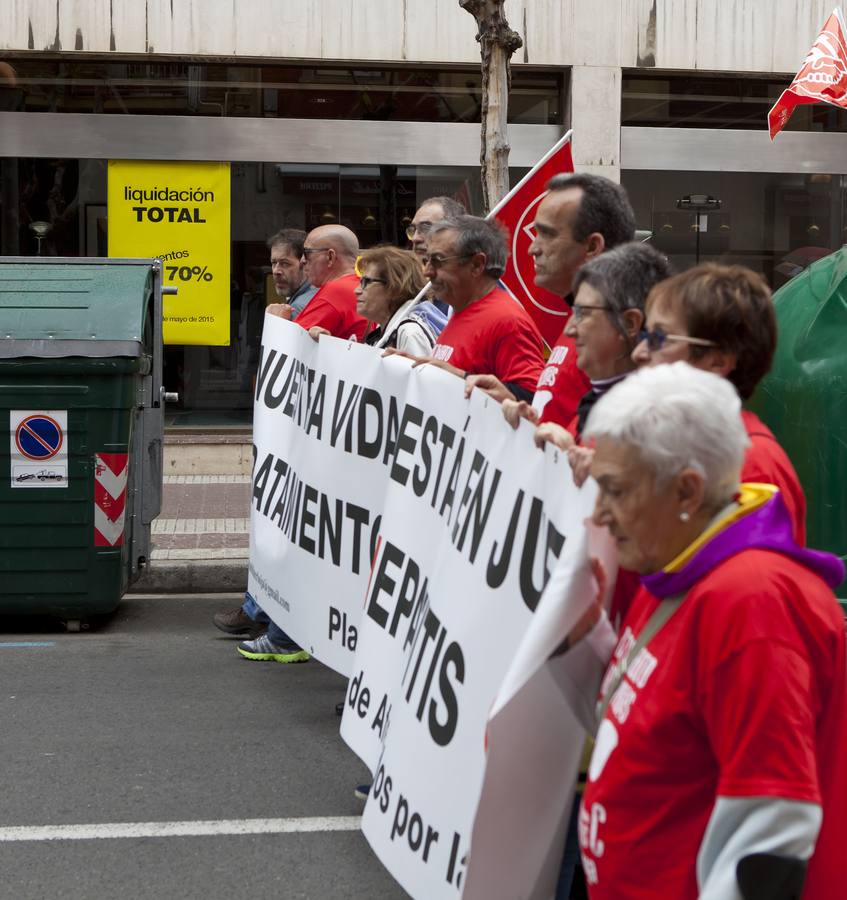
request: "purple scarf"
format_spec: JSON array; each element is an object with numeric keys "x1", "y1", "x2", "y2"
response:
[{"x1": 642, "y1": 491, "x2": 845, "y2": 599}]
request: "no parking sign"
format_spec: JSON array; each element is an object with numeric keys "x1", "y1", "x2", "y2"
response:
[{"x1": 10, "y1": 410, "x2": 68, "y2": 488}]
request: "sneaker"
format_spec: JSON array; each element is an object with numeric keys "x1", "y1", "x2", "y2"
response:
[
  {"x1": 236, "y1": 633, "x2": 310, "y2": 663},
  {"x1": 213, "y1": 607, "x2": 266, "y2": 638},
  {"x1": 354, "y1": 783, "x2": 371, "y2": 800}
]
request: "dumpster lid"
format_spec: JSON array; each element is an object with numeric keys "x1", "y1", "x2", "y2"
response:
[{"x1": 0, "y1": 258, "x2": 155, "y2": 358}]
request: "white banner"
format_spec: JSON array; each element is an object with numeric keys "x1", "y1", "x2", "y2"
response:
[
  {"x1": 249, "y1": 317, "x2": 407, "y2": 674},
  {"x1": 249, "y1": 315, "x2": 607, "y2": 899}
]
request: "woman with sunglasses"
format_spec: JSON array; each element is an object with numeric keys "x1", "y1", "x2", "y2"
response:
[
  {"x1": 632, "y1": 263, "x2": 806, "y2": 544},
  {"x1": 354, "y1": 245, "x2": 443, "y2": 354}
]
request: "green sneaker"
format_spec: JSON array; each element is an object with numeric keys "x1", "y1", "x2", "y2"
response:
[{"x1": 236, "y1": 634, "x2": 310, "y2": 663}]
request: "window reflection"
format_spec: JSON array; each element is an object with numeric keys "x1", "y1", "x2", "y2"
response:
[
  {"x1": 0, "y1": 156, "x2": 525, "y2": 426},
  {"x1": 1, "y1": 57, "x2": 564, "y2": 125},
  {"x1": 622, "y1": 71, "x2": 847, "y2": 132},
  {"x1": 622, "y1": 170, "x2": 844, "y2": 289}
]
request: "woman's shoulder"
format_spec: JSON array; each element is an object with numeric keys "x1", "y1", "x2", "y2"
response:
[
  {"x1": 695, "y1": 548, "x2": 818, "y2": 596},
  {"x1": 689, "y1": 548, "x2": 841, "y2": 640},
  {"x1": 394, "y1": 314, "x2": 438, "y2": 354}
]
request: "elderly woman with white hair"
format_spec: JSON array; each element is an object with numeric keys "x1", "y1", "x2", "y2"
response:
[{"x1": 578, "y1": 362, "x2": 845, "y2": 900}]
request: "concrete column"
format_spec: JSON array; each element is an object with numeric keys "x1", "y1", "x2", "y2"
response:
[{"x1": 568, "y1": 65, "x2": 621, "y2": 183}]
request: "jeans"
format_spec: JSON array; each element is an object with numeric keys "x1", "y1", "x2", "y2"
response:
[{"x1": 242, "y1": 592, "x2": 299, "y2": 648}]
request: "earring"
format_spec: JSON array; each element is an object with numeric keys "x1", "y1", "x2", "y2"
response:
[{"x1": 679, "y1": 511, "x2": 690, "y2": 522}]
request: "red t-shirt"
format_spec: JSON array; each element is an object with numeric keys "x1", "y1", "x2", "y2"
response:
[
  {"x1": 295, "y1": 273, "x2": 368, "y2": 341},
  {"x1": 431, "y1": 287, "x2": 544, "y2": 392},
  {"x1": 580, "y1": 550, "x2": 847, "y2": 899},
  {"x1": 741, "y1": 409, "x2": 807, "y2": 545},
  {"x1": 535, "y1": 332, "x2": 590, "y2": 429}
]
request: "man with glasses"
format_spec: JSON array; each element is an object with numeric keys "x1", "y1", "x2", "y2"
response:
[
  {"x1": 266, "y1": 228, "x2": 317, "y2": 320},
  {"x1": 211, "y1": 227, "x2": 317, "y2": 648},
  {"x1": 270, "y1": 223, "x2": 368, "y2": 342},
  {"x1": 391, "y1": 215, "x2": 544, "y2": 401},
  {"x1": 406, "y1": 195, "x2": 466, "y2": 329},
  {"x1": 407, "y1": 196, "x2": 466, "y2": 258}
]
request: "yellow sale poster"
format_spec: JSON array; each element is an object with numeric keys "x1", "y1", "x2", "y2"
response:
[{"x1": 107, "y1": 160, "x2": 231, "y2": 346}]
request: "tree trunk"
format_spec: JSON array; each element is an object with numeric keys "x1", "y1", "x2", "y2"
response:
[{"x1": 460, "y1": 0, "x2": 523, "y2": 213}]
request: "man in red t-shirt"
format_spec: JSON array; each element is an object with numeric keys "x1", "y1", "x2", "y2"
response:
[
  {"x1": 269, "y1": 223, "x2": 367, "y2": 342},
  {"x1": 467, "y1": 174, "x2": 637, "y2": 429},
  {"x1": 389, "y1": 215, "x2": 544, "y2": 397}
]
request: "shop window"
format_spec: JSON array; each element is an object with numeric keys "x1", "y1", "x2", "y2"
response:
[
  {"x1": 622, "y1": 169, "x2": 846, "y2": 288},
  {"x1": 0, "y1": 155, "x2": 527, "y2": 427},
  {"x1": 0, "y1": 56, "x2": 564, "y2": 126},
  {"x1": 622, "y1": 71, "x2": 847, "y2": 132}
]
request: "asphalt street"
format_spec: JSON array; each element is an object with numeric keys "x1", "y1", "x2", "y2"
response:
[{"x1": 0, "y1": 594, "x2": 408, "y2": 900}]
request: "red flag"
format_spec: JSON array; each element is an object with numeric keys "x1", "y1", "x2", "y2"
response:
[
  {"x1": 768, "y1": 8, "x2": 847, "y2": 139},
  {"x1": 488, "y1": 131, "x2": 574, "y2": 347}
]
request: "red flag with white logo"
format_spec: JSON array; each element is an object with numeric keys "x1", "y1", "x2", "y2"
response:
[
  {"x1": 488, "y1": 130, "x2": 574, "y2": 347},
  {"x1": 768, "y1": 8, "x2": 847, "y2": 139}
]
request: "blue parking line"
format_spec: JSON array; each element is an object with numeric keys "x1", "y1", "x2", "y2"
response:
[{"x1": 0, "y1": 642, "x2": 56, "y2": 648}]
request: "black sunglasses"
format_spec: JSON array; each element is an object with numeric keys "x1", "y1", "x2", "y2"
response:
[{"x1": 358, "y1": 276, "x2": 387, "y2": 289}]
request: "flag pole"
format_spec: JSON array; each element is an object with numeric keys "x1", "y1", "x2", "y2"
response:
[{"x1": 486, "y1": 130, "x2": 574, "y2": 219}]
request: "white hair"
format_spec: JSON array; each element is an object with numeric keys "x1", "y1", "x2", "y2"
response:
[{"x1": 584, "y1": 362, "x2": 750, "y2": 508}]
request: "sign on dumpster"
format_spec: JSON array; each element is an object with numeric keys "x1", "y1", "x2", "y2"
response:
[
  {"x1": 10, "y1": 410, "x2": 68, "y2": 488},
  {"x1": 107, "y1": 160, "x2": 231, "y2": 346}
]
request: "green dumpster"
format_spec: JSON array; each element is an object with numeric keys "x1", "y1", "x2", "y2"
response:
[
  {"x1": 0, "y1": 257, "x2": 165, "y2": 628},
  {"x1": 749, "y1": 247, "x2": 847, "y2": 604}
]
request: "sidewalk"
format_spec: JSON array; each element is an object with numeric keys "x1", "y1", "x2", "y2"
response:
[{"x1": 130, "y1": 473, "x2": 251, "y2": 594}]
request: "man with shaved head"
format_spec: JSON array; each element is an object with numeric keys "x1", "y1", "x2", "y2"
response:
[{"x1": 268, "y1": 223, "x2": 368, "y2": 341}]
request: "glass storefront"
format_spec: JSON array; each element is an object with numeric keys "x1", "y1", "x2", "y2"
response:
[
  {"x1": 0, "y1": 57, "x2": 564, "y2": 125},
  {"x1": 622, "y1": 169, "x2": 846, "y2": 287},
  {"x1": 621, "y1": 72, "x2": 847, "y2": 297},
  {"x1": 0, "y1": 54, "x2": 552, "y2": 428},
  {"x1": 8, "y1": 62, "x2": 847, "y2": 426},
  {"x1": 0, "y1": 154, "x2": 528, "y2": 427},
  {"x1": 622, "y1": 70, "x2": 847, "y2": 132}
]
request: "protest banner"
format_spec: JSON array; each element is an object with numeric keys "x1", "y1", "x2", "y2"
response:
[
  {"x1": 355, "y1": 474, "x2": 600, "y2": 898},
  {"x1": 248, "y1": 314, "x2": 605, "y2": 899},
  {"x1": 247, "y1": 317, "x2": 407, "y2": 675},
  {"x1": 342, "y1": 401, "x2": 599, "y2": 897},
  {"x1": 107, "y1": 159, "x2": 231, "y2": 345},
  {"x1": 337, "y1": 360, "x2": 572, "y2": 771}
]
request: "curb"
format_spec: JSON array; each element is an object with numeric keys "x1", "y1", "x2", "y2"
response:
[{"x1": 130, "y1": 558, "x2": 248, "y2": 594}]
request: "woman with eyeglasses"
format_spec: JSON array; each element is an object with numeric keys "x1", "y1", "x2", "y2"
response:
[
  {"x1": 355, "y1": 245, "x2": 443, "y2": 354},
  {"x1": 632, "y1": 263, "x2": 806, "y2": 544},
  {"x1": 529, "y1": 242, "x2": 671, "y2": 452}
]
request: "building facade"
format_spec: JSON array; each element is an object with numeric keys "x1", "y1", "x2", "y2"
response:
[{"x1": 1, "y1": 0, "x2": 844, "y2": 426}]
